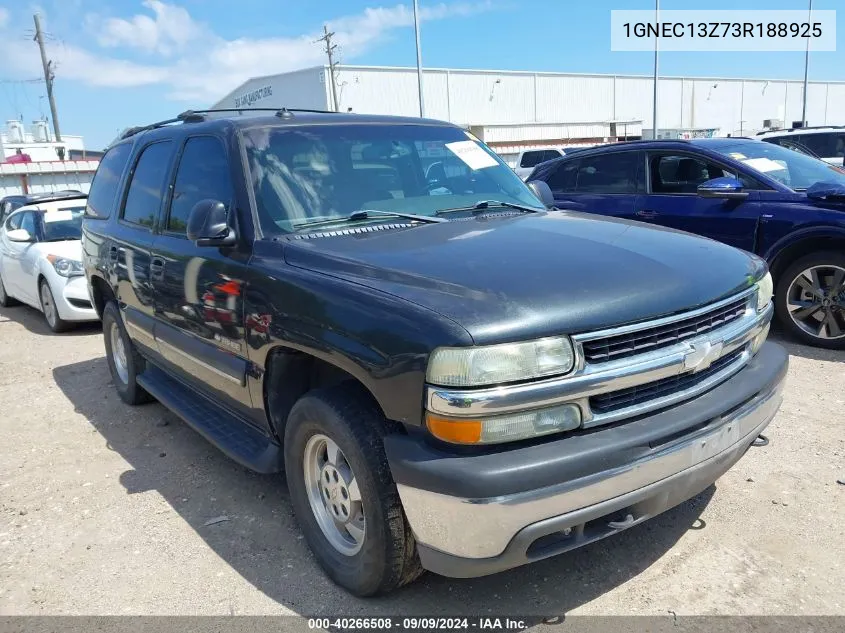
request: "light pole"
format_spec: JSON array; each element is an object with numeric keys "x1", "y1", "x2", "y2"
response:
[
  {"x1": 652, "y1": 0, "x2": 660, "y2": 139},
  {"x1": 801, "y1": 0, "x2": 813, "y2": 126},
  {"x1": 413, "y1": 0, "x2": 425, "y2": 117}
]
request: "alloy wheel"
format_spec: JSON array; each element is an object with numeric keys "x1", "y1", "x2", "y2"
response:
[
  {"x1": 303, "y1": 433, "x2": 366, "y2": 556},
  {"x1": 40, "y1": 283, "x2": 57, "y2": 328},
  {"x1": 110, "y1": 322, "x2": 129, "y2": 385},
  {"x1": 786, "y1": 265, "x2": 845, "y2": 340}
]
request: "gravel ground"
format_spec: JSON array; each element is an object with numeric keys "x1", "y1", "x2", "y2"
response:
[{"x1": 0, "y1": 302, "x2": 843, "y2": 616}]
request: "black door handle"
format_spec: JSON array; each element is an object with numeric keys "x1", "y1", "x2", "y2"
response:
[
  {"x1": 108, "y1": 246, "x2": 119, "y2": 262},
  {"x1": 636, "y1": 209, "x2": 658, "y2": 219}
]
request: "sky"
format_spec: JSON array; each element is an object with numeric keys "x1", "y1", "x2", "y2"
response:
[{"x1": 0, "y1": 0, "x2": 842, "y2": 149}]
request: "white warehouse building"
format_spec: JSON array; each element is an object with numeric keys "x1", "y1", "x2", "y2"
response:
[{"x1": 213, "y1": 65, "x2": 845, "y2": 164}]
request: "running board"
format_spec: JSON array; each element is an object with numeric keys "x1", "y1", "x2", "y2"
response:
[{"x1": 137, "y1": 365, "x2": 282, "y2": 474}]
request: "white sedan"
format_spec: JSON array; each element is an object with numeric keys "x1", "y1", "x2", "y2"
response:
[{"x1": 0, "y1": 195, "x2": 99, "y2": 332}]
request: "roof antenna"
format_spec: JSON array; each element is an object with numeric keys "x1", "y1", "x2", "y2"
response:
[{"x1": 276, "y1": 108, "x2": 294, "y2": 119}]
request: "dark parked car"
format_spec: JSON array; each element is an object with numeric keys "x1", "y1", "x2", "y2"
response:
[
  {"x1": 1, "y1": 190, "x2": 86, "y2": 224},
  {"x1": 527, "y1": 138, "x2": 845, "y2": 349},
  {"x1": 82, "y1": 109, "x2": 785, "y2": 595}
]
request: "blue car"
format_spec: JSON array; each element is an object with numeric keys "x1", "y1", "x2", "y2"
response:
[{"x1": 527, "y1": 138, "x2": 845, "y2": 349}]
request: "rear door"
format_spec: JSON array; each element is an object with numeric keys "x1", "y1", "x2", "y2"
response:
[
  {"x1": 634, "y1": 150, "x2": 761, "y2": 252},
  {"x1": 544, "y1": 150, "x2": 641, "y2": 220},
  {"x1": 150, "y1": 135, "x2": 255, "y2": 420},
  {"x1": 113, "y1": 140, "x2": 175, "y2": 353}
]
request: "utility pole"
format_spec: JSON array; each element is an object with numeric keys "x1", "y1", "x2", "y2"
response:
[
  {"x1": 412, "y1": 0, "x2": 425, "y2": 117},
  {"x1": 801, "y1": 0, "x2": 813, "y2": 127},
  {"x1": 33, "y1": 13, "x2": 61, "y2": 143},
  {"x1": 316, "y1": 25, "x2": 339, "y2": 112},
  {"x1": 651, "y1": 0, "x2": 659, "y2": 139}
]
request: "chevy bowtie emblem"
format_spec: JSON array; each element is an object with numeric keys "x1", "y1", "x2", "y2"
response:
[{"x1": 683, "y1": 339, "x2": 724, "y2": 373}]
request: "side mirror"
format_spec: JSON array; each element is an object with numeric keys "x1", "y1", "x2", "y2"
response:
[
  {"x1": 697, "y1": 177, "x2": 749, "y2": 200},
  {"x1": 186, "y1": 199, "x2": 236, "y2": 247},
  {"x1": 806, "y1": 181, "x2": 845, "y2": 201},
  {"x1": 6, "y1": 228, "x2": 33, "y2": 242},
  {"x1": 527, "y1": 180, "x2": 555, "y2": 208}
]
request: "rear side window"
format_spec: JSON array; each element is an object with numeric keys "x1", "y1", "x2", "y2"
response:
[
  {"x1": 167, "y1": 137, "x2": 232, "y2": 234},
  {"x1": 86, "y1": 143, "x2": 132, "y2": 219},
  {"x1": 520, "y1": 150, "x2": 559, "y2": 168},
  {"x1": 575, "y1": 152, "x2": 639, "y2": 194},
  {"x1": 121, "y1": 141, "x2": 173, "y2": 228}
]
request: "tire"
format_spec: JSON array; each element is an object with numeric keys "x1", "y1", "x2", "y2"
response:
[
  {"x1": 284, "y1": 384, "x2": 423, "y2": 596},
  {"x1": 102, "y1": 301, "x2": 154, "y2": 405},
  {"x1": 775, "y1": 251, "x2": 845, "y2": 350},
  {"x1": 39, "y1": 279, "x2": 68, "y2": 333},
  {"x1": 0, "y1": 273, "x2": 18, "y2": 307}
]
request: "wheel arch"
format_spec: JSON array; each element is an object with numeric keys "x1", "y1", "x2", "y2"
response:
[
  {"x1": 262, "y1": 344, "x2": 392, "y2": 444},
  {"x1": 765, "y1": 227, "x2": 845, "y2": 282},
  {"x1": 88, "y1": 272, "x2": 116, "y2": 319}
]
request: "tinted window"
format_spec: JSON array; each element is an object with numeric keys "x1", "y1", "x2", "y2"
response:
[
  {"x1": 546, "y1": 161, "x2": 579, "y2": 193},
  {"x1": 86, "y1": 143, "x2": 132, "y2": 219},
  {"x1": 796, "y1": 133, "x2": 845, "y2": 159},
  {"x1": 650, "y1": 154, "x2": 728, "y2": 194},
  {"x1": 576, "y1": 152, "x2": 639, "y2": 193},
  {"x1": 520, "y1": 150, "x2": 559, "y2": 168},
  {"x1": 122, "y1": 142, "x2": 173, "y2": 228},
  {"x1": 167, "y1": 137, "x2": 232, "y2": 234},
  {"x1": 19, "y1": 212, "x2": 37, "y2": 237}
]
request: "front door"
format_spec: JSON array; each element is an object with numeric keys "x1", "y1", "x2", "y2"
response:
[
  {"x1": 150, "y1": 135, "x2": 255, "y2": 421},
  {"x1": 635, "y1": 151, "x2": 761, "y2": 252},
  {"x1": 545, "y1": 150, "x2": 641, "y2": 220}
]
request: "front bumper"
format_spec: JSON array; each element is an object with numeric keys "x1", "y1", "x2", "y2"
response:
[
  {"x1": 56, "y1": 276, "x2": 98, "y2": 322},
  {"x1": 385, "y1": 342, "x2": 787, "y2": 578}
]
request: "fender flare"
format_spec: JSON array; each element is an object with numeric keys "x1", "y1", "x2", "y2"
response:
[{"x1": 763, "y1": 225, "x2": 845, "y2": 269}]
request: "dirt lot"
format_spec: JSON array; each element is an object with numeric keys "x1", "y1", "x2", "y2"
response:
[{"x1": 0, "y1": 302, "x2": 843, "y2": 617}]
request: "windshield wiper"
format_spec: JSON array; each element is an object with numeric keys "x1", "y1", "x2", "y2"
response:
[
  {"x1": 293, "y1": 209, "x2": 445, "y2": 230},
  {"x1": 43, "y1": 237, "x2": 78, "y2": 242},
  {"x1": 434, "y1": 200, "x2": 543, "y2": 216}
]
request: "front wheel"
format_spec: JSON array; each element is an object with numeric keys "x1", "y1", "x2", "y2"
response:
[
  {"x1": 39, "y1": 279, "x2": 68, "y2": 333},
  {"x1": 775, "y1": 251, "x2": 845, "y2": 350},
  {"x1": 284, "y1": 384, "x2": 423, "y2": 596}
]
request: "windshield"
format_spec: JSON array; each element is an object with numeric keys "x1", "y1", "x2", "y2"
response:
[
  {"x1": 242, "y1": 123, "x2": 543, "y2": 233},
  {"x1": 41, "y1": 206, "x2": 84, "y2": 241},
  {"x1": 712, "y1": 141, "x2": 845, "y2": 191}
]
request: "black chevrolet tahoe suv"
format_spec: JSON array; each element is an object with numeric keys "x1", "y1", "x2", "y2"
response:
[{"x1": 82, "y1": 109, "x2": 787, "y2": 596}]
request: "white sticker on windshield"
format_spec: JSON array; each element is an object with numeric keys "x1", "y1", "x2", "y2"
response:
[
  {"x1": 43, "y1": 210, "x2": 73, "y2": 223},
  {"x1": 741, "y1": 157, "x2": 786, "y2": 173},
  {"x1": 729, "y1": 152, "x2": 747, "y2": 160},
  {"x1": 445, "y1": 141, "x2": 498, "y2": 170}
]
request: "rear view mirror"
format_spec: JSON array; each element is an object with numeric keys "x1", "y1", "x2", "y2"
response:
[
  {"x1": 528, "y1": 181, "x2": 555, "y2": 208},
  {"x1": 697, "y1": 177, "x2": 748, "y2": 200},
  {"x1": 186, "y1": 199, "x2": 236, "y2": 247},
  {"x1": 6, "y1": 228, "x2": 33, "y2": 242}
]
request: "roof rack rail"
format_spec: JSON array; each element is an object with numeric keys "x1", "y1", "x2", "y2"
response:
[
  {"x1": 758, "y1": 124, "x2": 845, "y2": 135},
  {"x1": 118, "y1": 107, "x2": 343, "y2": 140},
  {"x1": 29, "y1": 191, "x2": 88, "y2": 204}
]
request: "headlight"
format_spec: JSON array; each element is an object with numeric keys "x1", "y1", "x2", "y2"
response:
[
  {"x1": 427, "y1": 403, "x2": 582, "y2": 445},
  {"x1": 47, "y1": 255, "x2": 83, "y2": 278},
  {"x1": 756, "y1": 271, "x2": 773, "y2": 312},
  {"x1": 427, "y1": 336, "x2": 575, "y2": 387}
]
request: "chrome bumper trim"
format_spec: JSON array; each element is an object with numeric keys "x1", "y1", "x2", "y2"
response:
[
  {"x1": 400, "y1": 376, "x2": 783, "y2": 559},
  {"x1": 426, "y1": 300, "x2": 773, "y2": 424}
]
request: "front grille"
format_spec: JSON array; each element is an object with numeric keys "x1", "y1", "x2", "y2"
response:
[
  {"x1": 589, "y1": 348, "x2": 745, "y2": 415},
  {"x1": 581, "y1": 296, "x2": 749, "y2": 363}
]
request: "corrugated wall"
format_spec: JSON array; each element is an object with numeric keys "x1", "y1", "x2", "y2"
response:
[{"x1": 327, "y1": 66, "x2": 845, "y2": 136}]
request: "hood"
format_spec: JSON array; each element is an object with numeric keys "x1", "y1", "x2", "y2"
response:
[
  {"x1": 35, "y1": 239, "x2": 82, "y2": 260},
  {"x1": 284, "y1": 212, "x2": 765, "y2": 345}
]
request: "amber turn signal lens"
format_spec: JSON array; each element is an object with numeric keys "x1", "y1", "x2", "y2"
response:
[{"x1": 426, "y1": 414, "x2": 482, "y2": 444}]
